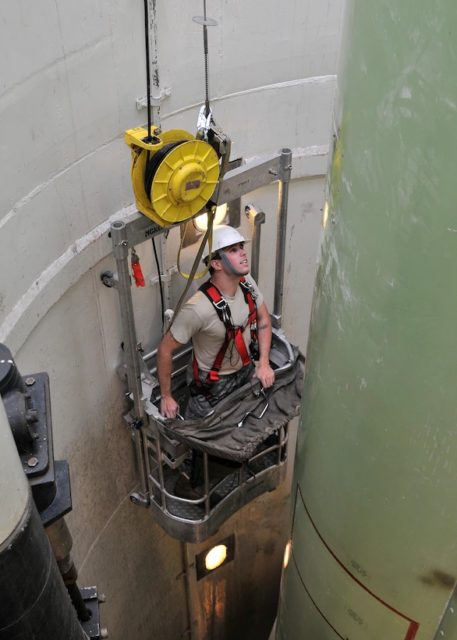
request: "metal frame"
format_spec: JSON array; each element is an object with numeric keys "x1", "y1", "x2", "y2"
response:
[
  {"x1": 245, "y1": 204, "x2": 266, "y2": 284},
  {"x1": 146, "y1": 434, "x2": 288, "y2": 543},
  {"x1": 105, "y1": 149, "x2": 292, "y2": 538},
  {"x1": 140, "y1": 327, "x2": 295, "y2": 542}
]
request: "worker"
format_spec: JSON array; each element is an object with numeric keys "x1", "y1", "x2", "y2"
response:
[{"x1": 157, "y1": 225, "x2": 275, "y2": 420}]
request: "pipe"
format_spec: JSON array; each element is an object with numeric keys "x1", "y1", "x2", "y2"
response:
[
  {"x1": 148, "y1": 0, "x2": 162, "y2": 129},
  {"x1": 273, "y1": 149, "x2": 292, "y2": 326},
  {"x1": 0, "y1": 401, "x2": 86, "y2": 639},
  {"x1": 46, "y1": 518, "x2": 91, "y2": 622}
]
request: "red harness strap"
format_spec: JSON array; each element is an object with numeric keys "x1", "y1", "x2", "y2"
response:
[
  {"x1": 193, "y1": 278, "x2": 258, "y2": 385},
  {"x1": 239, "y1": 278, "x2": 258, "y2": 348}
]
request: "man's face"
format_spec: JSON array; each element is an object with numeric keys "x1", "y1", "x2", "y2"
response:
[{"x1": 220, "y1": 242, "x2": 249, "y2": 275}]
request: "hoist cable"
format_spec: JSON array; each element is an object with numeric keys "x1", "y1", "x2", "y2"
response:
[
  {"x1": 169, "y1": 209, "x2": 216, "y2": 330},
  {"x1": 203, "y1": 0, "x2": 210, "y2": 117},
  {"x1": 143, "y1": 140, "x2": 186, "y2": 198},
  {"x1": 152, "y1": 237, "x2": 165, "y2": 331},
  {"x1": 143, "y1": 0, "x2": 152, "y2": 139}
]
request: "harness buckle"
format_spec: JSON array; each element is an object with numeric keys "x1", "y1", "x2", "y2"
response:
[
  {"x1": 213, "y1": 297, "x2": 228, "y2": 311},
  {"x1": 240, "y1": 278, "x2": 257, "y2": 300}
]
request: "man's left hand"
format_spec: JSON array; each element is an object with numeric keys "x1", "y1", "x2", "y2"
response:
[{"x1": 254, "y1": 362, "x2": 275, "y2": 389}]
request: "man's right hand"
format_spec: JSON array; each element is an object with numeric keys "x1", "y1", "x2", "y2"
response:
[
  {"x1": 160, "y1": 395, "x2": 179, "y2": 419},
  {"x1": 157, "y1": 332, "x2": 185, "y2": 419}
]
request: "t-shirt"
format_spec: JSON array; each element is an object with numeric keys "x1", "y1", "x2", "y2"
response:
[{"x1": 170, "y1": 275, "x2": 264, "y2": 375}]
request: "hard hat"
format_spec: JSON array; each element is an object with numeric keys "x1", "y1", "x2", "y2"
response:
[{"x1": 202, "y1": 225, "x2": 247, "y2": 260}]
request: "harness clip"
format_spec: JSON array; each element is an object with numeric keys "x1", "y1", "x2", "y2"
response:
[{"x1": 213, "y1": 297, "x2": 228, "y2": 311}]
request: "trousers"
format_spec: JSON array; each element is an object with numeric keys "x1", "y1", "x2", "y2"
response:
[{"x1": 185, "y1": 362, "x2": 255, "y2": 420}]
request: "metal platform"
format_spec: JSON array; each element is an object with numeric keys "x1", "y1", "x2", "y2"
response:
[
  {"x1": 135, "y1": 329, "x2": 293, "y2": 542},
  {"x1": 146, "y1": 430, "x2": 288, "y2": 543}
]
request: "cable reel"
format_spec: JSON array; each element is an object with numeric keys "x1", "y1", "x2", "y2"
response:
[{"x1": 125, "y1": 127, "x2": 220, "y2": 227}]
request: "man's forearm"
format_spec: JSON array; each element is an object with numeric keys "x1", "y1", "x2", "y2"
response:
[
  {"x1": 157, "y1": 345, "x2": 173, "y2": 397},
  {"x1": 257, "y1": 316, "x2": 272, "y2": 365}
]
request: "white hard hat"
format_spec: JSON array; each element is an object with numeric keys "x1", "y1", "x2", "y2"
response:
[{"x1": 202, "y1": 225, "x2": 247, "y2": 260}]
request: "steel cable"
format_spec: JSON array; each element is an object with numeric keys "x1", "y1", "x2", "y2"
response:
[{"x1": 143, "y1": 0, "x2": 152, "y2": 139}]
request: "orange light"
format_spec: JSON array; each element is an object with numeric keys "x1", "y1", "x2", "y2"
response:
[
  {"x1": 322, "y1": 201, "x2": 329, "y2": 228},
  {"x1": 283, "y1": 541, "x2": 292, "y2": 569},
  {"x1": 194, "y1": 203, "x2": 227, "y2": 231},
  {"x1": 205, "y1": 544, "x2": 228, "y2": 571}
]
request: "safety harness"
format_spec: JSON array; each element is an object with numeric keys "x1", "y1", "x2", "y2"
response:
[{"x1": 192, "y1": 277, "x2": 258, "y2": 386}]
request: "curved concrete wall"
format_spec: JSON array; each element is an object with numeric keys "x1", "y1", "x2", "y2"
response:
[{"x1": 0, "y1": 1, "x2": 345, "y2": 637}]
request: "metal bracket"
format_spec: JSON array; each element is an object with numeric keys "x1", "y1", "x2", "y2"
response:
[
  {"x1": 433, "y1": 582, "x2": 457, "y2": 638},
  {"x1": 148, "y1": 265, "x2": 178, "y2": 287},
  {"x1": 271, "y1": 313, "x2": 282, "y2": 329},
  {"x1": 136, "y1": 87, "x2": 171, "y2": 110},
  {"x1": 245, "y1": 205, "x2": 266, "y2": 226},
  {"x1": 80, "y1": 586, "x2": 105, "y2": 639},
  {"x1": 100, "y1": 271, "x2": 118, "y2": 289},
  {"x1": 215, "y1": 153, "x2": 282, "y2": 204},
  {"x1": 130, "y1": 491, "x2": 150, "y2": 507}
]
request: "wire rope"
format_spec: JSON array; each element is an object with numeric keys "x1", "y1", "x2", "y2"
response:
[
  {"x1": 203, "y1": 0, "x2": 210, "y2": 116},
  {"x1": 152, "y1": 237, "x2": 165, "y2": 331},
  {"x1": 143, "y1": 0, "x2": 152, "y2": 139}
]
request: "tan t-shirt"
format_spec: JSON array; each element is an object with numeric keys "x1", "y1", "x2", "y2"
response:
[{"x1": 170, "y1": 275, "x2": 264, "y2": 375}]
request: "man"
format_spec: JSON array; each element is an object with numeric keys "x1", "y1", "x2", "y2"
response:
[{"x1": 157, "y1": 225, "x2": 275, "y2": 420}]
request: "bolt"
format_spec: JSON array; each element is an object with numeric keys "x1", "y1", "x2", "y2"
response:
[
  {"x1": 98, "y1": 593, "x2": 107, "y2": 603},
  {"x1": 25, "y1": 377, "x2": 36, "y2": 386},
  {"x1": 100, "y1": 628, "x2": 109, "y2": 638},
  {"x1": 26, "y1": 409, "x2": 38, "y2": 423},
  {"x1": 27, "y1": 457, "x2": 39, "y2": 468}
]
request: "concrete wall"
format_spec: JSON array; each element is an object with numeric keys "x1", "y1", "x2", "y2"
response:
[{"x1": 0, "y1": 0, "x2": 345, "y2": 637}]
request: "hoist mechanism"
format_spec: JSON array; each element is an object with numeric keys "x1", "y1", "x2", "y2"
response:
[
  {"x1": 125, "y1": 0, "x2": 231, "y2": 228},
  {"x1": 124, "y1": 126, "x2": 221, "y2": 226}
]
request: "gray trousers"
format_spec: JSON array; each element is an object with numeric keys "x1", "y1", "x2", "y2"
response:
[{"x1": 185, "y1": 363, "x2": 255, "y2": 420}]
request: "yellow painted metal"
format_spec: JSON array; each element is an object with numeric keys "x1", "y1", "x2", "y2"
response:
[
  {"x1": 124, "y1": 125, "x2": 164, "y2": 150},
  {"x1": 125, "y1": 126, "x2": 219, "y2": 226},
  {"x1": 151, "y1": 140, "x2": 220, "y2": 224}
]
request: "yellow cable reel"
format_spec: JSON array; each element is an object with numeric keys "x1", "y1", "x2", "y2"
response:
[{"x1": 125, "y1": 126, "x2": 220, "y2": 227}]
